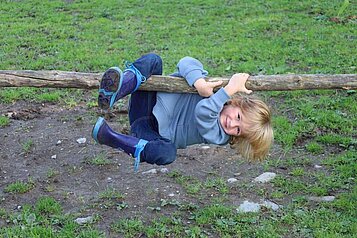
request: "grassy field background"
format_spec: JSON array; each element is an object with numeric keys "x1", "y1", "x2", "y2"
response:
[{"x1": 0, "y1": 0, "x2": 356, "y2": 237}]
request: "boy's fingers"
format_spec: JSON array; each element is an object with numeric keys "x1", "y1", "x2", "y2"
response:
[
  {"x1": 213, "y1": 80, "x2": 223, "y2": 87},
  {"x1": 208, "y1": 81, "x2": 223, "y2": 88},
  {"x1": 210, "y1": 81, "x2": 222, "y2": 85},
  {"x1": 246, "y1": 89, "x2": 253, "y2": 94}
]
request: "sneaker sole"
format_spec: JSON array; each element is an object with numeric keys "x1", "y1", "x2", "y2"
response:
[{"x1": 98, "y1": 67, "x2": 122, "y2": 110}]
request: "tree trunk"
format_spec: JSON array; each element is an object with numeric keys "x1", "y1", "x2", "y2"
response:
[{"x1": 0, "y1": 70, "x2": 356, "y2": 92}]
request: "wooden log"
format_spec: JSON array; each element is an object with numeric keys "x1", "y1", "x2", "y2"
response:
[{"x1": 0, "y1": 70, "x2": 356, "y2": 92}]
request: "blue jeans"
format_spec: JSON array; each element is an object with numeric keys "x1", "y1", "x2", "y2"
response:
[{"x1": 128, "y1": 53, "x2": 177, "y2": 165}]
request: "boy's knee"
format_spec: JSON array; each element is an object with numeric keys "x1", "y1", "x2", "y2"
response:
[
  {"x1": 144, "y1": 140, "x2": 177, "y2": 165},
  {"x1": 148, "y1": 53, "x2": 162, "y2": 65},
  {"x1": 159, "y1": 144, "x2": 177, "y2": 165},
  {"x1": 142, "y1": 53, "x2": 161, "y2": 61}
]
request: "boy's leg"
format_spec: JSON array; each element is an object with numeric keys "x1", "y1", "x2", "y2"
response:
[
  {"x1": 143, "y1": 138, "x2": 177, "y2": 165},
  {"x1": 128, "y1": 91, "x2": 156, "y2": 125},
  {"x1": 131, "y1": 53, "x2": 163, "y2": 79},
  {"x1": 128, "y1": 53, "x2": 163, "y2": 125},
  {"x1": 130, "y1": 117, "x2": 177, "y2": 165},
  {"x1": 127, "y1": 52, "x2": 174, "y2": 164},
  {"x1": 92, "y1": 117, "x2": 176, "y2": 169}
]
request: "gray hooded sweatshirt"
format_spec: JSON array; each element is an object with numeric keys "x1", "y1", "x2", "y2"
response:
[{"x1": 152, "y1": 57, "x2": 231, "y2": 149}]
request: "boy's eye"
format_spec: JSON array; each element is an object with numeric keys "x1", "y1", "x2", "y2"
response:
[
  {"x1": 237, "y1": 113, "x2": 240, "y2": 121},
  {"x1": 237, "y1": 127, "x2": 240, "y2": 135}
]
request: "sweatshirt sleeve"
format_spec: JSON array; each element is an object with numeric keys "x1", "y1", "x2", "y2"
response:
[
  {"x1": 172, "y1": 56, "x2": 209, "y2": 87},
  {"x1": 194, "y1": 88, "x2": 231, "y2": 145}
]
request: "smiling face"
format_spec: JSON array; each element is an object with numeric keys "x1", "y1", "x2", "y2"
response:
[{"x1": 219, "y1": 104, "x2": 248, "y2": 136}]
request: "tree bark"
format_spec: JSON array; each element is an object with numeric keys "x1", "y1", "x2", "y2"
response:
[{"x1": 0, "y1": 70, "x2": 356, "y2": 92}]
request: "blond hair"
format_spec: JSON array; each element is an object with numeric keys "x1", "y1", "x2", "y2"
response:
[{"x1": 228, "y1": 94, "x2": 273, "y2": 162}]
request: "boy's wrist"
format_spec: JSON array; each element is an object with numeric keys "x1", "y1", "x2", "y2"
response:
[
  {"x1": 193, "y1": 78, "x2": 206, "y2": 89},
  {"x1": 194, "y1": 78, "x2": 213, "y2": 97},
  {"x1": 223, "y1": 85, "x2": 235, "y2": 96}
]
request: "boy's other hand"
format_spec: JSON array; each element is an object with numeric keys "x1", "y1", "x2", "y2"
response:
[
  {"x1": 224, "y1": 73, "x2": 252, "y2": 96},
  {"x1": 194, "y1": 78, "x2": 223, "y2": 97}
]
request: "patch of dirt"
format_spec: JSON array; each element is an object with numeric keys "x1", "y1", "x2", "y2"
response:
[{"x1": 0, "y1": 93, "x2": 293, "y2": 236}]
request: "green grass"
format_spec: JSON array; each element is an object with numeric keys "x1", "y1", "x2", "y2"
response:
[
  {"x1": 290, "y1": 167, "x2": 305, "y2": 177},
  {"x1": 109, "y1": 199, "x2": 356, "y2": 237},
  {"x1": 305, "y1": 141, "x2": 324, "y2": 154},
  {"x1": 0, "y1": 0, "x2": 356, "y2": 74},
  {"x1": 35, "y1": 197, "x2": 62, "y2": 215},
  {"x1": 316, "y1": 134, "x2": 356, "y2": 148},
  {"x1": 46, "y1": 168, "x2": 59, "y2": 179},
  {"x1": 86, "y1": 152, "x2": 112, "y2": 166},
  {"x1": 4, "y1": 180, "x2": 35, "y2": 194},
  {"x1": 21, "y1": 139, "x2": 34, "y2": 154},
  {"x1": 272, "y1": 90, "x2": 356, "y2": 154},
  {"x1": 204, "y1": 177, "x2": 229, "y2": 194},
  {"x1": 111, "y1": 218, "x2": 144, "y2": 238},
  {"x1": 0, "y1": 116, "x2": 10, "y2": 127},
  {"x1": 98, "y1": 188, "x2": 124, "y2": 200},
  {"x1": 271, "y1": 151, "x2": 356, "y2": 198},
  {"x1": 0, "y1": 0, "x2": 356, "y2": 237},
  {"x1": 0, "y1": 88, "x2": 63, "y2": 104},
  {"x1": 168, "y1": 170, "x2": 203, "y2": 195},
  {"x1": 0, "y1": 197, "x2": 105, "y2": 237}
]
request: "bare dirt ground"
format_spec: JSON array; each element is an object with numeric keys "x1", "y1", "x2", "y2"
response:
[{"x1": 0, "y1": 93, "x2": 286, "y2": 236}]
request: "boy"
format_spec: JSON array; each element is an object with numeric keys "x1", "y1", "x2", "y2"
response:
[{"x1": 92, "y1": 53, "x2": 273, "y2": 171}]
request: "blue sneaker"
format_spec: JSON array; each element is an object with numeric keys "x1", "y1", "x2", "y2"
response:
[
  {"x1": 98, "y1": 67, "x2": 123, "y2": 110},
  {"x1": 98, "y1": 63, "x2": 146, "y2": 110}
]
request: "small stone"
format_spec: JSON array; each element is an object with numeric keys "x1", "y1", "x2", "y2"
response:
[
  {"x1": 160, "y1": 168, "x2": 169, "y2": 173},
  {"x1": 314, "y1": 165, "x2": 322, "y2": 169},
  {"x1": 168, "y1": 193, "x2": 175, "y2": 197},
  {"x1": 76, "y1": 138, "x2": 86, "y2": 144},
  {"x1": 107, "y1": 177, "x2": 112, "y2": 183},
  {"x1": 237, "y1": 201, "x2": 261, "y2": 213},
  {"x1": 253, "y1": 172, "x2": 276, "y2": 183},
  {"x1": 75, "y1": 216, "x2": 93, "y2": 225},
  {"x1": 17, "y1": 205, "x2": 22, "y2": 210},
  {"x1": 56, "y1": 140, "x2": 62, "y2": 145},
  {"x1": 51, "y1": 155, "x2": 57, "y2": 159},
  {"x1": 201, "y1": 146, "x2": 210, "y2": 150},
  {"x1": 5, "y1": 112, "x2": 14, "y2": 118},
  {"x1": 262, "y1": 200, "x2": 281, "y2": 211},
  {"x1": 227, "y1": 178, "x2": 238, "y2": 183},
  {"x1": 142, "y1": 169, "x2": 157, "y2": 174},
  {"x1": 308, "y1": 196, "x2": 335, "y2": 202}
]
